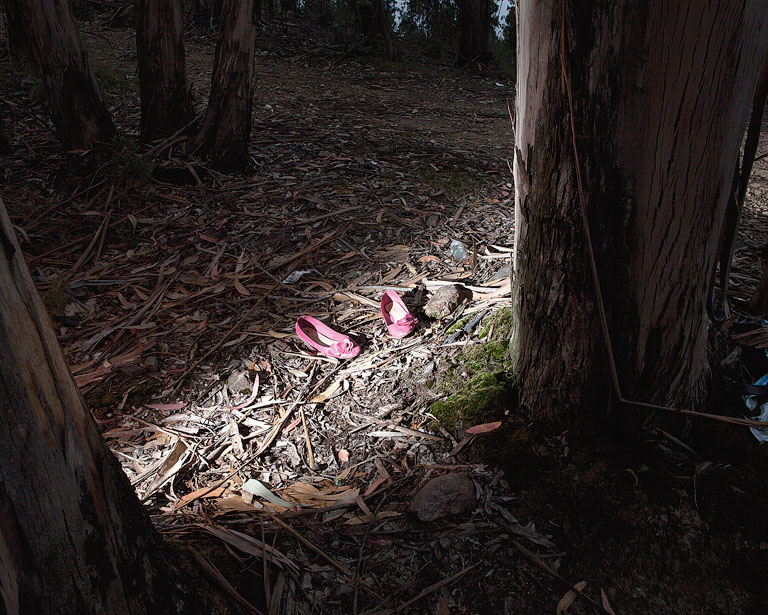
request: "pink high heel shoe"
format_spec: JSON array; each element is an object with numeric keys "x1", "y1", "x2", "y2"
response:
[
  {"x1": 380, "y1": 291, "x2": 418, "y2": 338},
  {"x1": 295, "y1": 316, "x2": 361, "y2": 358}
]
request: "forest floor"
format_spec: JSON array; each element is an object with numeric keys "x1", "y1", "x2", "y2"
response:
[{"x1": 3, "y1": 11, "x2": 768, "y2": 615}]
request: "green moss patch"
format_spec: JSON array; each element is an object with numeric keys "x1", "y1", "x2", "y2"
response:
[
  {"x1": 430, "y1": 370, "x2": 513, "y2": 432},
  {"x1": 478, "y1": 306, "x2": 514, "y2": 342},
  {"x1": 430, "y1": 308, "x2": 516, "y2": 432},
  {"x1": 429, "y1": 306, "x2": 525, "y2": 463}
]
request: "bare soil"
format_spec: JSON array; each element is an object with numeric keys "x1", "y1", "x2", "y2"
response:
[{"x1": 2, "y1": 12, "x2": 768, "y2": 615}]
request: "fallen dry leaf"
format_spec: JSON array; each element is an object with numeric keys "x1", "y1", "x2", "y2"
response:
[
  {"x1": 600, "y1": 588, "x2": 617, "y2": 615},
  {"x1": 174, "y1": 486, "x2": 227, "y2": 507},
  {"x1": 145, "y1": 402, "x2": 187, "y2": 411},
  {"x1": 233, "y1": 278, "x2": 250, "y2": 296},
  {"x1": 363, "y1": 476, "x2": 388, "y2": 497},
  {"x1": 311, "y1": 378, "x2": 347, "y2": 403},
  {"x1": 556, "y1": 581, "x2": 587, "y2": 615},
  {"x1": 466, "y1": 421, "x2": 502, "y2": 434}
]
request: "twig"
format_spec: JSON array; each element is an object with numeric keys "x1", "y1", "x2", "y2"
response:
[
  {"x1": 299, "y1": 405, "x2": 315, "y2": 469},
  {"x1": 23, "y1": 178, "x2": 108, "y2": 231},
  {"x1": 266, "y1": 230, "x2": 339, "y2": 271},
  {"x1": 141, "y1": 110, "x2": 205, "y2": 159},
  {"x1": 252, "y1": 368, "x2": 316, "y2": 457},
  {"x1": 65, "y1": 207, "x2": 112, "y2": 280},
  {"x1": 353, "y1": 491, "x2": 390, "y2": 615},
  {"x1": 266, "y1": 512, "x2": 384, "y2": 602},
  {"x1": 192, "y1": 551, "x2": 264, "y2": 615},
  {"x1": 169, "y1": 272, "x2": 290, "y2": 396},
  {"x1": 366, "y1": 564, "x2": 476, "y2": 615}
]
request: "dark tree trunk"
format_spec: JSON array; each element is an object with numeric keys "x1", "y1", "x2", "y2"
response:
[
  {"x1": 192, "y1": 0, "x2": 257, "y2": 172},
  {"x1": 373, "y1": 0, "x2": 393, "y2": 60},
  {"x1": 457, "y1": 0, "x2": 490, "y2": 65},
  {"x1": 19, "y1": 0, "x2": 115, "y2": 150},
  {"x1": 136, "y1": 0, "x2": 195, "y2": 143},
  {"x1": 0, "y1": 0, "x2": 28, "y2": 58},
  {"x1": 0, "y1": 197, "x2": 227, "y2": 614},
  {"x1": 511, "y1": 1, "x2": 768, "y2": 424},
  {"x1": 212, "y1": 0, "x2": 224, "y2": 25}
]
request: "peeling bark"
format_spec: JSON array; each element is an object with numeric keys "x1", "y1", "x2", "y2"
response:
[{"x1": 512, "y1": 1, "x2": 768, "y2": 423}]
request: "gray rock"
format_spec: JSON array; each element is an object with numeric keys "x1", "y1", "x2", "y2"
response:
[
  {"x1": 423, "y1": 284, "x2": 472, "y2": 319},
  {"x1": 408, "y1": 473, "x2": 476, "y2": 522},
  {"x1": 488, "y1": 265, "x2": 511, "y2": 283}
]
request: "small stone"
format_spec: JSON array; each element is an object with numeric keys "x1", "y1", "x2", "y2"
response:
[
  {"x1": 427, "y1": 214, "x2": 439, "y2": 228},
  {"x1": 488, "y1": 265, "x2": 510, "y2": 283},
  {"x1": 144, "y1": 356, "x2": 159, "y2": 372},
  {"x1": 119, "y1": 364, "x2": 145, "y2": 377},
  {"x1": 227, "y1": 370, "x2": 252, "y2": 394},
  {"x1": 423, "y1": 285, "x2": 472, "y2": 320},
  {"x1": 408, "y1": 473, "x2": 476, "y2": 522}
]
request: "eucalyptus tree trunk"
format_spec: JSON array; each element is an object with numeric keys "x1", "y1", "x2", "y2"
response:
[
  {"x1": 457, "y1": 0, "x2": 490, "y2": 65},
  {"x1": 19, "y1": 0, "x2": 115, "y2": 150},
  {"x1": 0, "y1": 197, "x2": 226, "y2": 614},
  {"x1": 192, "y1": 0, "x2": 257, "y2": 172},
  {"x1": 511, "y1": 1, "x2": 768, "y2": 423},
  {"x1": 0, "y1": 0, "x2": 28, "y2": 58},
  {"x1": 373, "y1": 0, "x2": 393, "y2": 60},
  {"x1": 136, "y1": 0, "x2": 195, "y2": 142}
]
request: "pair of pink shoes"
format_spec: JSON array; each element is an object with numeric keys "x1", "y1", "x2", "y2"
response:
[{"x1": 296, "y1": 291, "x2": 417, "y2": 359}]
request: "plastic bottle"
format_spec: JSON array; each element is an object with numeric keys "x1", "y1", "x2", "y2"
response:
[{"x1": 450, "y1": 239, "x2": 468, "y2": 262}]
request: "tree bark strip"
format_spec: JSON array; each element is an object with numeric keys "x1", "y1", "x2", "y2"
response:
[
  {"x1": 0, "y1": 196, "x2": 225, "y2": 614},
  {"x1": 136, "y1": 0, "x2": 195, "y2": 142},
  {"x1": 18, "y1": 0, "x2": 115, "y2": 150},
  {"x1": 512, "y1": 1, "x2": 768, "y2": 423}
]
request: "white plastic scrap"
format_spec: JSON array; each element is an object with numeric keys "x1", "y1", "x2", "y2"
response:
[{"x1": 282, "y1": 269, "x2": 311, "y2": 284}]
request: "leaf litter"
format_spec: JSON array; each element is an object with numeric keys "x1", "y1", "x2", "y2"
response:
[{"x1": 4, "y1": 11, "x2": 768, "y2": 615}]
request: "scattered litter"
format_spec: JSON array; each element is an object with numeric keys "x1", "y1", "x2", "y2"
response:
[
  {"x1": 282, "y1": 269, "x2": 312, "y2": 284},
  {"x1": 745, "y1": 372, "x2": 768, "y2": 442},
  {"x1": 450, "y1": 239, "x2": 468, "y2": 261}
]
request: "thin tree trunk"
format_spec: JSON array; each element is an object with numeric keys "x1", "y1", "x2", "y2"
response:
[
  {"x1": 457, "y1": 0, "x2": 489, "y2": 65},
  {"x1": 0, "y1": 0, "x2": 28, "y2": 58},
  {"x1": 511, "y1": 1, "x2": 768, "y2": 423},
  {"x1": 192, "y1": 0, "x2": 257, "y2": 172},
  {"x1": 0, "y1": 197, "x2": 228, "y2": 614},
  {"x1": 19, "y1": 0, "x2": 115, "y2": 150},
  {"x1": 136, "y1": 0, "x2": 195, "y2": 143}
]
